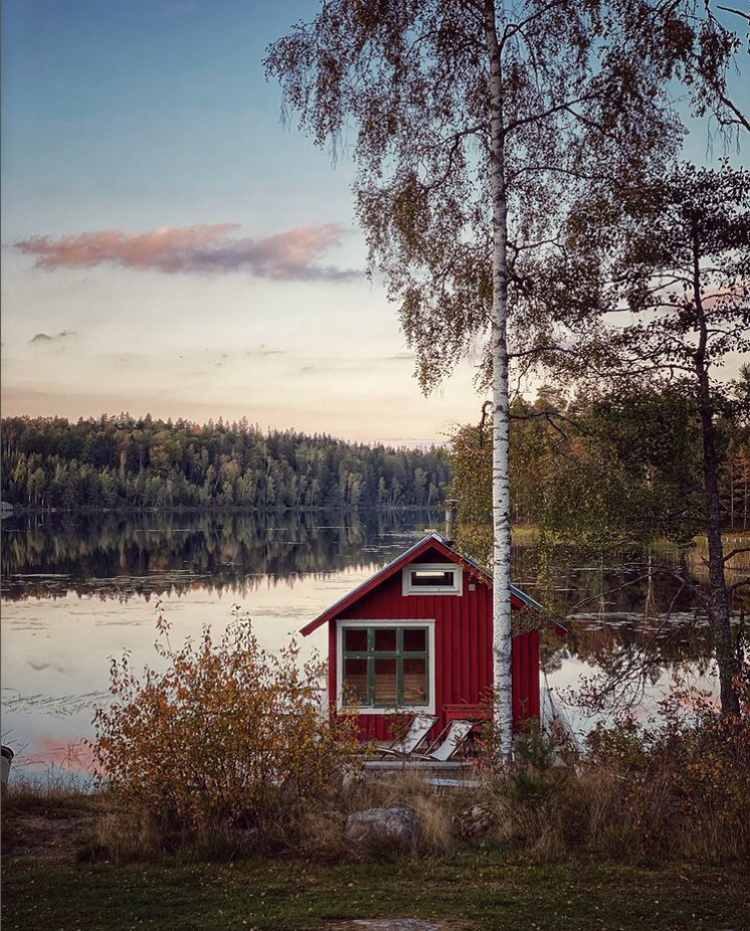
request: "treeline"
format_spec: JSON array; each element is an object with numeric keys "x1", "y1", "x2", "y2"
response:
[{"x1": 0, "y1": 415, "x2": 450, "y2": 511}]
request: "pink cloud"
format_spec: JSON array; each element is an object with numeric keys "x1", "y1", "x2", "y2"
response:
[{"x1": 15, "y1": 223, "x2": 358, "y2": 282}]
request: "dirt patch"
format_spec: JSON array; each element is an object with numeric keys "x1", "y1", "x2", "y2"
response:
[
  {"x1": 327, "y1": 921, "x2": 470, "y2": 931},
  {"x1": 1, "y1": 796, "x2": 96, "y2": 864},
  {"x1": 353, "y1": 922, "x2": 442, "y2": 931}
]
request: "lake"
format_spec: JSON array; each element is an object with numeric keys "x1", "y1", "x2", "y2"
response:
[{"x1": 1, "y1": 510, "x2": 742, "y2": 778}]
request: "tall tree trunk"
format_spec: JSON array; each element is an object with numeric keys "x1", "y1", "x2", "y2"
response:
[
  {"x1": 698, "y1": 385, "x2": 740, "y2": 714},
  {"x1": 485, "y1": 0, "x2": 514, "y2": 756},
  {"x1": 692, "y1": 218, "x2": 740, "y2": 715}
]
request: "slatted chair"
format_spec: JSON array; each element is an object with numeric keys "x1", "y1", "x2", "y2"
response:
[
  {"x1": 378, "y1": 712, "x2": 438, "y2": 758},
  {"x1": 417, "y1": 718, "x2": 475, "y2": 762}
]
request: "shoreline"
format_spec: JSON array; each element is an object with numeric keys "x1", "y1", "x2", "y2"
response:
[{"x1": 1, "y1": 503, "x2": 446, "y2": 517}]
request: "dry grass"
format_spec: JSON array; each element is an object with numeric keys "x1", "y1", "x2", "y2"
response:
[
  {"x1": 479, "y1": 757, "x2": 750, "y2": 865},
  {"x1": 1, "y1": 775, "x2": 97, "y2": 863},
  {"x1": 6, "y1": 703, "x2": 749, "y2": 869},
  {"x1": 79, "y1": 805, "x2": 166, "y2": 863},
  {"x1": 4, "y1": 759, "x2": 748, "y2": 867},
  {"x1": 294, "y1": 768, "x2": 460, "y2": 861}
]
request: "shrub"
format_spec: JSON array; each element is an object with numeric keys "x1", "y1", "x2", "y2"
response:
[
  {"x1": 87, "y1": 634, "x2": 750, "y2": 865},
  {"x1": 476, "y1": 668, "x2": 750, "y2": 863},
  {"x1": 91, "y1": 612, "x2": 361, "y2": 845},
  {"x1": 584, "y1": 680, "x2": 750, "y2": 859}
]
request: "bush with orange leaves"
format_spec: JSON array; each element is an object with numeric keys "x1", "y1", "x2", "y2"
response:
[{"x1": 92, "y1": 612, "x2": 361, "y2": 843}]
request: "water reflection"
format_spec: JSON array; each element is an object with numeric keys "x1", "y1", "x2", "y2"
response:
[
  {"x1": 1, "y1": 511, "x2": 445, "y2": 774},
  {"x1": 1, "y1": 510, "x2": 440, "y2": 601},
  {"x1": 1, "y1": 511, "x2": 743, "y2": 771},
  {"x1": 521, "y1": 542, "x2": 746, "y2": 718}
]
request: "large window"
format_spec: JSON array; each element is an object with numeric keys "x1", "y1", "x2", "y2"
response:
[{"x1": 340, "y1": 623, "x2": 433, "y2": 711}]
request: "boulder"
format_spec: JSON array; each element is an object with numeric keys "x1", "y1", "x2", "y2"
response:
[
  {"x1": 454, "y1": 803, "x2": 493, "y2": 838},
  {"x1": 345, "y1": 805, "x2": 420, "y2": 851}
]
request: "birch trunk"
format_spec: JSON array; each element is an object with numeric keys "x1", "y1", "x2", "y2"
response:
[{"x1": 485, "y1": 0, "x2": 514, "y2": 758}]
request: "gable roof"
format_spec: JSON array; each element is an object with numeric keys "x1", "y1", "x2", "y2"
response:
[{"x1": 300, "y1": 531, "x2": 545, "y2": 638}]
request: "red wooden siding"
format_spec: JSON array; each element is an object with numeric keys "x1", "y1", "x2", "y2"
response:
[
  {"x1": 302, "y1": 537, "x2": 530, "y2": 638},
  {"x1": 327, "y1": 550, "x2": 540, "y2": 742}
]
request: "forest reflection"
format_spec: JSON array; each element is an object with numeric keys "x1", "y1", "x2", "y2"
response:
[
  {"x1": 3, "y1": 511, "x2": 745, "y2": 693},
  {"x1": 1, "y1": 510, "x2": 442, "y2": 602}
]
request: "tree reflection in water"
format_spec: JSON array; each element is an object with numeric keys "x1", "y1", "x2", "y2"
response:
[
  {"x1": 1, "y1": 510, "x2": 440, "y2": 602},
  {"x1": 525, "y1": 542, "x2": 748, "y2": 713},
  {"x1": 3, "y1": 512, "x2": 746, "y2": 716}
]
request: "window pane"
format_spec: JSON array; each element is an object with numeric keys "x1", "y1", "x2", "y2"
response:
[
  {"x1": 344, "y1": 628, "x2": 368, "y2": 653},
  {"x1": 402, "y1": 658, "x2": 427, "y2": 704},
  {"x1": 411, "y1": 569, "x2": 454, "y2": 587},
  {"x1": 374, "y1": 628, "x2": 397, "y2": 651},
  {"x1": 374, "y1": 658, "x2": 398, "y2": 706},
  {"x1": 403, "y1": 628, "x2": 427, "y2": 652},
  {"x1": 342, "y1": 658, "x2": 368, "y2": 705}
]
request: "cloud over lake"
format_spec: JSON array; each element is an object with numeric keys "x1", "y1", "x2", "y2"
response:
[
  {"x1": 16, "y1": 223, "x2": 359, "y2": 282},
  {"x1": 29, "y1": 330, "x2": 76, "y2": 345}
]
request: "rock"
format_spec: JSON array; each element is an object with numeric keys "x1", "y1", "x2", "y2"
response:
[
  {"x1": 454, "y1": 803, "x2": 493, "y2": 838},
  {"x1": 344, "y1": 805, "x2": 420, "y2": 851}
]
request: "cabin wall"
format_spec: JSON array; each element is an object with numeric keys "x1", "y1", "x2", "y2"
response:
[{"x1": 327, "y1": 558, "x2": 541, "y2": 742}]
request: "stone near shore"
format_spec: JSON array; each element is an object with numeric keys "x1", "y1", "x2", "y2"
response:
[
  {"x1": 454, "y1": 803, "x2": 493, "y2": 838},
  {"x1": 344, "y1": 805, "x2": 421, "y2": 850}
]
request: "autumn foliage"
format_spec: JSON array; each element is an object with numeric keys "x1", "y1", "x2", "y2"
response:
[
  {"x1": 92, "y1": 612, "x2": 360, "y2": 840},
  {"x1": 451, "y1": 664, "x2": 750, "y2": 862},
  {"x1": 582, "y1": 682, "x2": 750, "y2": 859}
]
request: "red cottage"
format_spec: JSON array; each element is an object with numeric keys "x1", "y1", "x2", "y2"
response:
[{"x1": 301, "y1": 532, "x2": 555, "y2": 741}]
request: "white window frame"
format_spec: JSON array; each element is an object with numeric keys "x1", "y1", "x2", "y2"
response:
[
  {"x1": 336, "y1": 619, "x2": 436, "y2": 715},
  {"x1": 402, "y1": 562, "x2": 463, "y2": 596}
]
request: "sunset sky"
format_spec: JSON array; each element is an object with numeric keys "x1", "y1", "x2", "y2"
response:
[{"x1": 2, "y1": 0, "x2": 747, "y2": 445}]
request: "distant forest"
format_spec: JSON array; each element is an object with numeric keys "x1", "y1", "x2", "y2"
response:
[{"x1": 1, "y1": 415, "x2": 451, "y2": 511}]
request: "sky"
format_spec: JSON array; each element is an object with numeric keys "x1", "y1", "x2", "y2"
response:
[{"x1": 1, "y1": 0, "x2": 748, "y2": 446}]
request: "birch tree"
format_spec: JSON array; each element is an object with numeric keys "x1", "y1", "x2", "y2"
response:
[{"x1": 266, "y1": 1, "x2": 742, "y2": 754}]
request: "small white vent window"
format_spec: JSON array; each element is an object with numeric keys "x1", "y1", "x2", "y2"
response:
[{"x1": 403, "y1": 563, "x2": 463, "y2": 595}]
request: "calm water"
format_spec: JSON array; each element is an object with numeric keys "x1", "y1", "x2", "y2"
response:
[{"x1": 1, "y1": 510, "x2": 740, "y2": 776}]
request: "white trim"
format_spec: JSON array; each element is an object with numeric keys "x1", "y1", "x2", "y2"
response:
[
  {"x1": 336, "y1": 620, "x2": 436, "y2": 715},
  {"x1": 402, "y1": 562, "x2": 463, "y2": 596}
]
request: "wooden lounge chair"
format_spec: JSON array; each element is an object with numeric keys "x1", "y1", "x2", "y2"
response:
[
  {"x1": 379, "y1": 712, "x2": 438, "y2": 758},
  {"x1": 417, "y1": 719, "x2": 475, "y2": 762}
]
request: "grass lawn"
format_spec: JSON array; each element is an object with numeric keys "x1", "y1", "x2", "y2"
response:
[{"x1": 3, "y1": 853, "x2": 749, "y2": 931}]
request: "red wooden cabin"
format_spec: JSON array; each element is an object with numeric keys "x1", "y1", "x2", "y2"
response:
[{"x1": 301, "y1": 532, "x2": 555, "y2": 741}]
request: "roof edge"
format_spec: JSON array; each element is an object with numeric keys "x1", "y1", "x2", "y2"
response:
[
  {"x1": 300, "y1": 532, "x2": 546, "y2": 637},
  {"x1": 300, "y1": 533, "x2": 450, "y2": 637}
]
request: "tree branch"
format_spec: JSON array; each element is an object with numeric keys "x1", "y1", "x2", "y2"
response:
[
  {"x1": 716, "y1": 5, "x2": 750, "y2": 23},
  {"x1": 505, "y1": 94, "x2": 600, "y2": 135},
  {"x1": 499, "y1": 1, "x2": 561, "y2": 50}
]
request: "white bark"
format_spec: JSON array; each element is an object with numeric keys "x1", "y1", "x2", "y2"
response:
[{"x1": 485, "y1": 1, "x2": 514, "y2": 759}]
